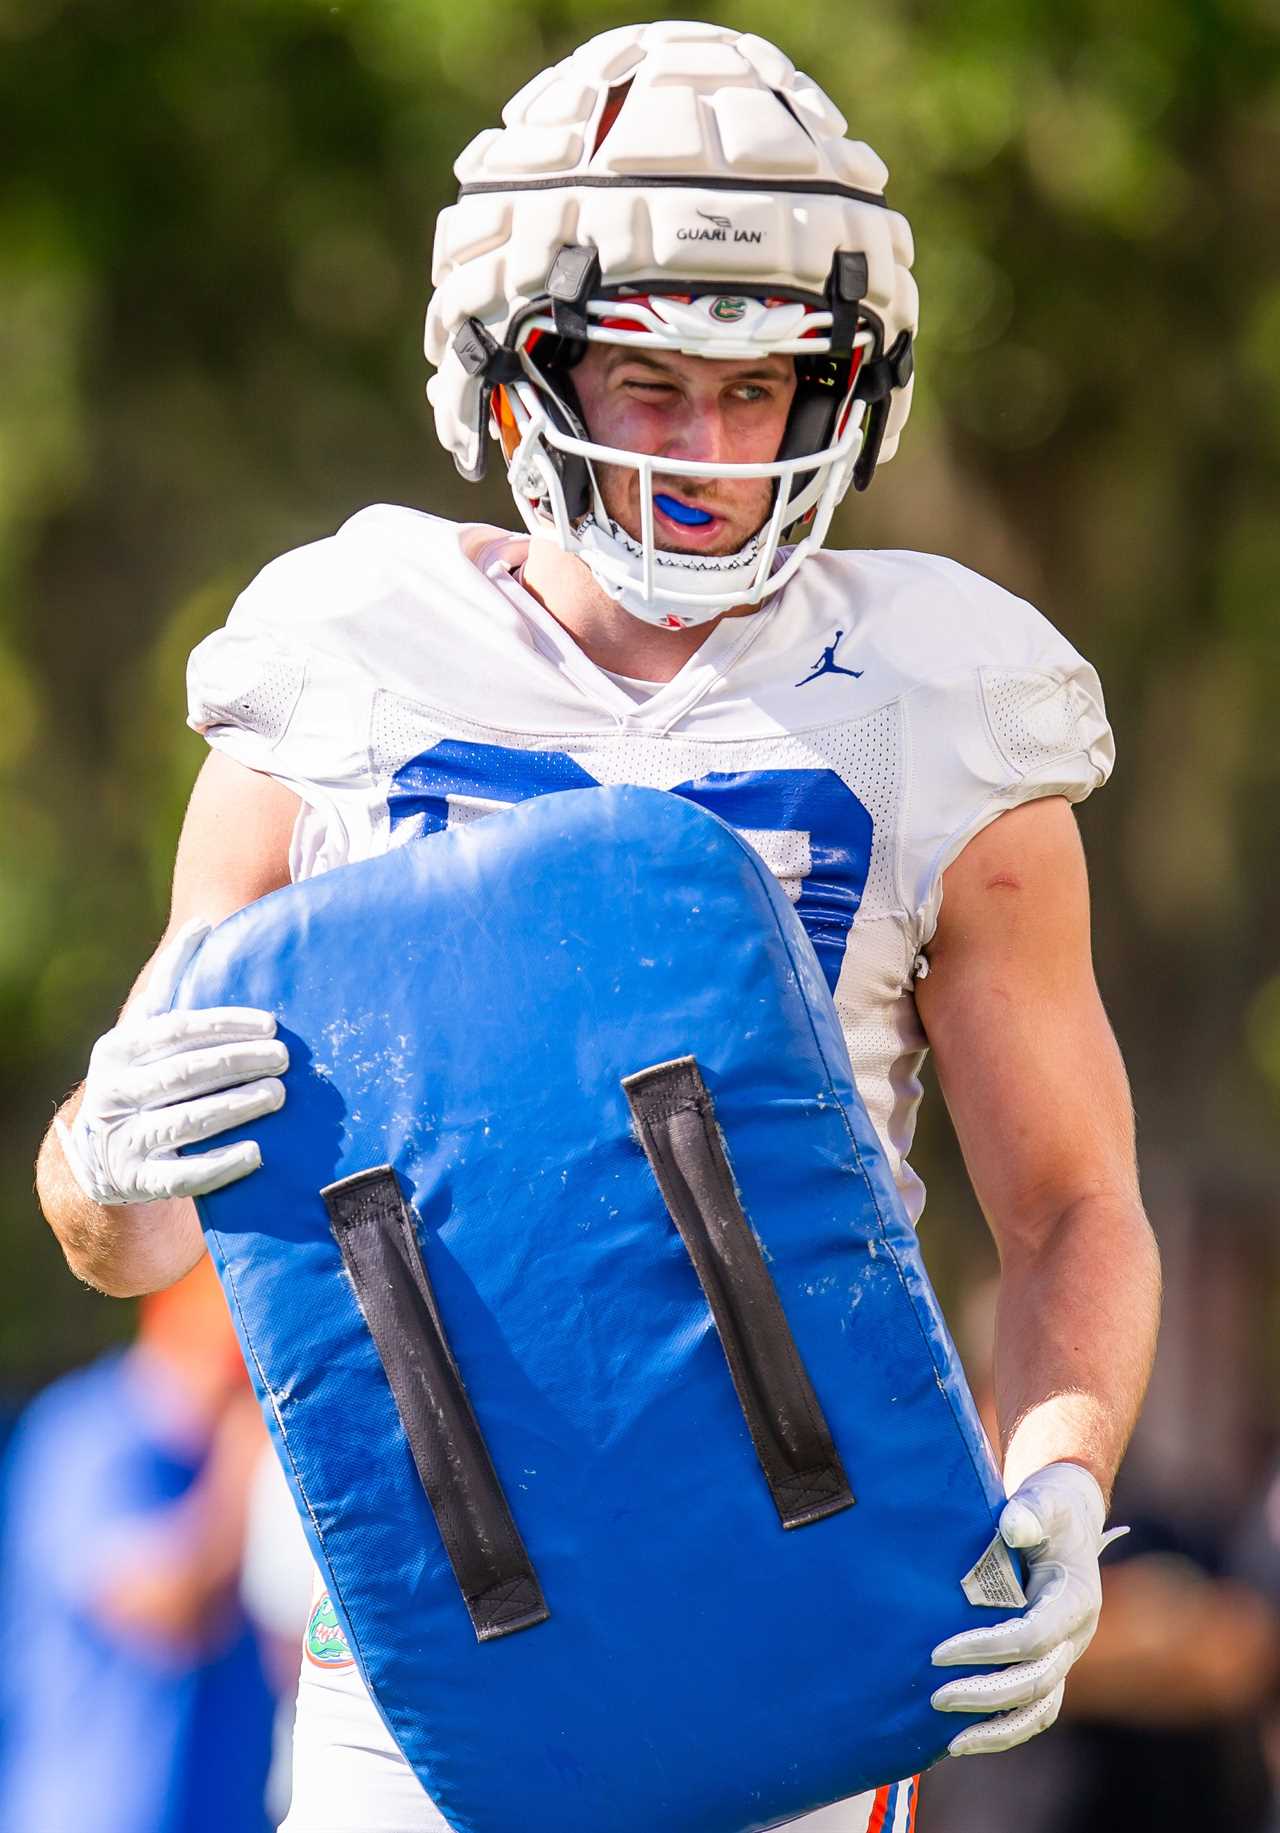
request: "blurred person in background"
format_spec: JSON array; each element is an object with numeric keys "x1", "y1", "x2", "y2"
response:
[
  {"x1": 919, "y1": 1278, "x2": 1280, "y2": 1832},
  {"x1": 239, "y1": 1440, "x2": 316, "y2": 1830},
  {"x1": 0, "y1": 1257, "x2": 277, "y2": 1833}
]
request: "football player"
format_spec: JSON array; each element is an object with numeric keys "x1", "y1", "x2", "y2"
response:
[{"x1": 37, "y1": 22, "x2": 1159, "y2": 1832}]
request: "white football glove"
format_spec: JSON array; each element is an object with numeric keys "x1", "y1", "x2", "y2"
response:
[
  {"x1": 57, "y1": 918, "x2": 287, "y2": 1206},
  {"x1": 931, "y1": 1460, "x2": 1127, "y2": 1756}
]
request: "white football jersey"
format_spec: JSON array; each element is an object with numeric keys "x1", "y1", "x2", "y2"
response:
[{"x1": 188, "y1": 503, "x2": 1112, "y2": 1227}]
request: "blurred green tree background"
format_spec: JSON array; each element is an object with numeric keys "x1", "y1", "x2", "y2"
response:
[{"x1": 2, "y1": 0, "x2": 1278, "y2": 1387}]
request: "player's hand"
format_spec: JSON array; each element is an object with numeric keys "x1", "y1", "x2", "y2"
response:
[
  {"x1": 930, "y1": 1461, "x2": 1127, "y2": 1756},
  {"x1": 57, "y1": 918, "x2": 287, "y2": 1206}
]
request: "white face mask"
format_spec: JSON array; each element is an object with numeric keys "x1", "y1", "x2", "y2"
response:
[{"x1": 499, "y1": 295, "x2": 875, "y2": 630}]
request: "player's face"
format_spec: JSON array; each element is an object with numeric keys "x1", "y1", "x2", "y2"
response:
[{"x1": 571, "y1": 345, "x2": 797, "y2": 556}]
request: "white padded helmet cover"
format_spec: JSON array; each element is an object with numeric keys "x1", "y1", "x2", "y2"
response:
[{"x1": 425, "y1": 21, "x2": 917, "y2": 478}]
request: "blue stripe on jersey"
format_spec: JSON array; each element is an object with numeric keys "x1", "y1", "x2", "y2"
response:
[{"x1": 387, "y1": 739, "x2": 873, "y2": 990}]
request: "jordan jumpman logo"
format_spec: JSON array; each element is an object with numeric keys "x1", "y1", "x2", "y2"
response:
[{"x1": 795, "y1": 630, "x2": 863, "y2": 687}]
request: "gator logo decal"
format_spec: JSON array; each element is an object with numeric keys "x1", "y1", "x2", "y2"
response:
[{"x1": 305, "y1": 1590, "x2": 355, "y2": 1669}]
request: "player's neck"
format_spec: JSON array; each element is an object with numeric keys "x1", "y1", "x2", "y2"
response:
[{"x1": 520, "y1": 536, "x2": 754, "y2": 684}]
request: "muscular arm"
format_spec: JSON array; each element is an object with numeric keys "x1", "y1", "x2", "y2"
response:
[
  {"x1": 915, "y1": 795, "x2": 1160, "y2": 1503},
  {"x1": 36, "y1": 751, "x2": 301, "y2": 1297}
]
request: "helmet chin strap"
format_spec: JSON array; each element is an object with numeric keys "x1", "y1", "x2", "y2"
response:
[{"x1": 572, "y1": 514, "x2": 775, "y2": 630}]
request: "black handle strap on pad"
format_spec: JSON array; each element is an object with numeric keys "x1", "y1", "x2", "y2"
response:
[
  {"x1": 622, "y1": 1059, "x2": 855, "y2": 1530},
  {"x1": 322, "y1": 1167, "x2": 550, "y2": 1643}
]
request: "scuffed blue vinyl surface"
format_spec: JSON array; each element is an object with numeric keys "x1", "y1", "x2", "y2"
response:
[{"x1": 175, "y1": 786, "x2": 1017, "y2": 1833}]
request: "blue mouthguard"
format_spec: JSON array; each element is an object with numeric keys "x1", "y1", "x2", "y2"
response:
[{"x1": 654, "y1": 493, "x2": 714, "y2": 527}]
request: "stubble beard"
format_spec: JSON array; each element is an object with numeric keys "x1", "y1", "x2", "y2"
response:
[{"x1": 596, "y1": 465, "x2": 772, "y2": 558}]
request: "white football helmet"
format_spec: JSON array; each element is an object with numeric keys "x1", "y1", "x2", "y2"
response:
[{"x1": 425, "y1": 22, "x2": 918, "y2": 628}]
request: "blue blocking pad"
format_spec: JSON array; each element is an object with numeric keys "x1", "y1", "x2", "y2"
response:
[{"x1": 175, "y1": 786, "x2": 1020, "y2": 1833}]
